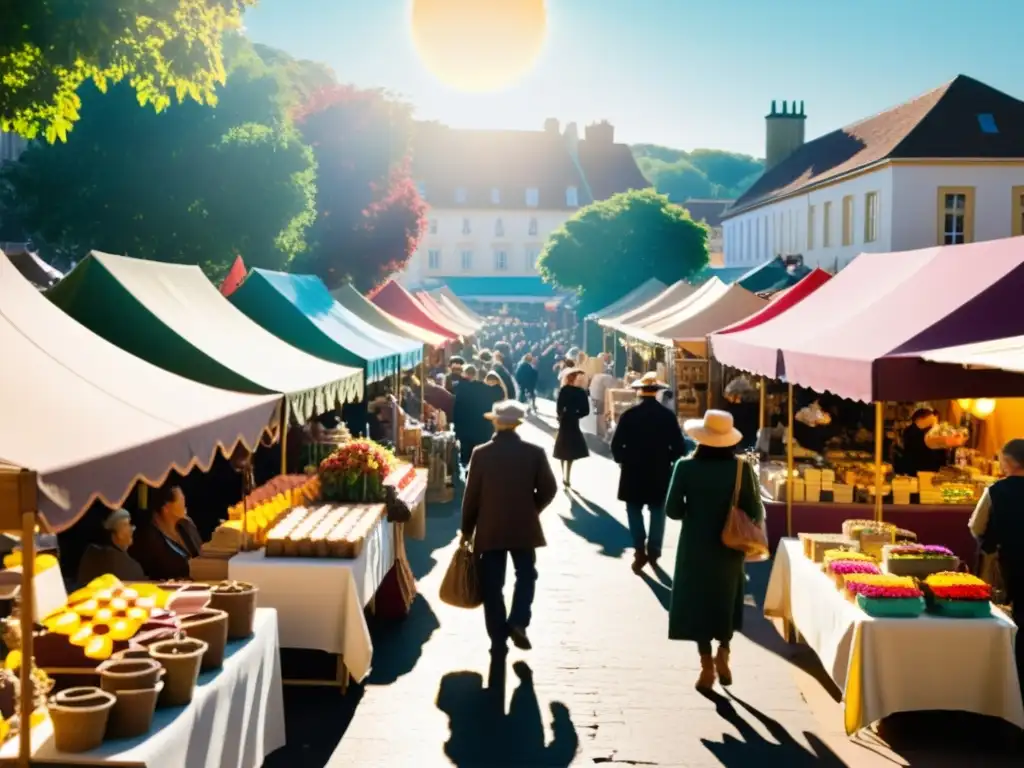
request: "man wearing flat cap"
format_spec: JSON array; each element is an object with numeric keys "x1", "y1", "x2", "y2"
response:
[
  {"x1": 612, "y1": 373, "x2": 687, "y2": 574},
  {"x1": 462, "y1": 400, "x2": 558, "y2": 655}
]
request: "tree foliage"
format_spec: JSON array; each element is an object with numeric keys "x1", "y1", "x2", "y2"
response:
[
  {"x1": 1, "y1": 73, "x2": 316, "y2": 275},
  {"x1": 1, "y1": 1, "x2": 255, "y2": 142},
  {"x1": 632, "y1": 145, "x2": 764, "y2": 202},
  {"x1": 538, "y1": 188, "x2": 709, "y2": 315},
  {"x1": 292, "y1": 85, "x2": 427, "y2": 292}
]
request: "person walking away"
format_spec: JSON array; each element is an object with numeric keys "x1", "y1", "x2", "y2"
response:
[
  {"x1": 445, "y1": 357, "x2": 466, "y2": 394},
  {"x1": 453, "y1": 365, "x2": 500, "y2": 469},
  {"x1": 515, "y1": 354, "x2": 539, "y2": 412},
  {"x1": 553, "y1": 369, "x2": 590, "y2": 488},
  {"x1": 461, "y1": 401, "x2": 558, "y2": 655},
  {"x1": 492, "y1": 351, "x2": 518, "y2": 401},
  {"x1": 970, "y1": 438, "x2": 1024, "y2": 698},
  {"x1": 664, "y1": 410, "x2": 763, "y2": 690},
  {"x1": 611, "y1": 373, "x2": 686, "y2": 574},
  {"x1": 484, "y1": 371, "x2": 509, "y2": 399}
]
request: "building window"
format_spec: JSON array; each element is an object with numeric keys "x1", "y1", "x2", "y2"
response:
[
  {"x1": 1013, "y1": 186, "x2": 1024, "y2": 237},
  {"x1": 416, "y1": 181, "x2": 426, "y2": 199},
  {"x1": 455, "y1": 187, "x2": 467, "y2": 204},
  {"x1": 491, "y1": 187, "x2": 500, "y2": 204},
  {"x1": 494, "y1": 250, "x2": 508, "y2": 271},
  {"x1": 841, "y1": 195, "x2": 854, "y2": 246},
  {"x1": 937, "y1": 187, "x2": 975, "y2": 245},
  {"x1": 528, "y1": 217, "x2": 538, "y2": 236},
  {"x1": 495, "y1": 218, "x2": 504, "y2": 237},
  {"x1": 566, "y1": 186, "x2": 579, "y2": 207},
  {"x1": 460, "y1": 250, "x2": 473, "y2": 271},
  {"x1": 525, "y1": 188, "x2": 540, "y2": 207},
  {"x1": 427, "y1": 249, "x2": 441, "y2": 270},
  {"x1": 978, "y1": 113, "x2": 999, "y2": 134},
  {"x1": 823, "y1": 202, "x2": 832, "y2": 247},
  {"x1": 462, "y1": 218, "x2": 471, "y2": 235},
  {"x1": 525, "y1": 246, "x2": 540, "y2": 270},
  {"x1": 864, "y1": 192, "x2": 879, "y2": 243},
  {"x1": 807, "y1": 205, "x2": 815, "y2": 250},
  {"x1": 429, "y1": 219, "x2": 438, "y2": 235}
]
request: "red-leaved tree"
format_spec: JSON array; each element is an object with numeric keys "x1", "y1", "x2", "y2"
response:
[{"x1": 292, "y1": 85, "x2": 427, "y2": 291}]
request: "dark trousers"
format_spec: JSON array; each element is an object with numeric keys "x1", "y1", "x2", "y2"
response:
[{"x1": 478, "y1": 549, "x2": 537, "y2": 650}]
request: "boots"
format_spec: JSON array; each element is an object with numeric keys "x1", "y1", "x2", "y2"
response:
[
  {"x1": 631, "y1": 548, "x2": 648, "y2": 575},
  {"x1": 696, "y1": 654, "x2": 716, "y2": 691},
  {"x1": 715, "y1": 646, "x2": 732, "y2": 686}
]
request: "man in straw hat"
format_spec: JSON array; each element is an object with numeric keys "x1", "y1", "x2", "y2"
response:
[
  {"x1": 462, "y1": 400, "x2": 558, "y2": 655},
  {"x1": 611, "y1": 372, "x2": 686, "y2": 574}
]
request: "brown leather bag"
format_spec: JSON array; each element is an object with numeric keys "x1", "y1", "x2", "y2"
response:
[{"x1": 721, "y1": 459, "x2": 769, "y2": 562}]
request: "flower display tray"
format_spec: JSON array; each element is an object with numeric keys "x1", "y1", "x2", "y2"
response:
[
  {"x1": 856, "y1": 595, "x2": 925, "y2": 618},
  {"x1": 882, "y1": 555, "x2": 959, "y2": 578},
  {"x1": 927, "y1": 599, "x2": 993, "y2": 619}
]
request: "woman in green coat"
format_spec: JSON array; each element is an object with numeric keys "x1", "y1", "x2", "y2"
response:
[{"x1": 665, "y1": 410, "x2": 764, "y2": 691}]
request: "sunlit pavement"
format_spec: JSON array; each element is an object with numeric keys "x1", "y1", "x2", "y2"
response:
[{"x1": 266, "y1": 408, "x2": 1023, "y2": 767}]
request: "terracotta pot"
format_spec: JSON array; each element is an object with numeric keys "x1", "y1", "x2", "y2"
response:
[
  {"x1": 209, "y1": 582, "x2": 258, "y2": 640},
  {"x1": 106, "y1": 681, "x2": 164, "y2": 739},
  {"x1": 48, "y1": 686, "x2": 115, "y2": 753},
  {"x1": 98, "y1": 658, "x2": 164, "y2": 693},
  {"x1": 180, "y1": 609, "x2": 228, "y2": 670},
  {"x1": 162, "y1": 583, "x2": 212, "y2": 615},
  {"x1": 111, "y1": 647, "x2": 152, "y2": 662},
  {"x1": 148, "y1": 637, "x2": 206, "y2": 707}
]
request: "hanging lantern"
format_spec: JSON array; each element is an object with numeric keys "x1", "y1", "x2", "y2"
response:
[
  {"x1": 956, "y1": 398, "x2": 974, "y2": 412},
  {"x1": 970, "y1": 398, "x2": 997, "y2": 420}
]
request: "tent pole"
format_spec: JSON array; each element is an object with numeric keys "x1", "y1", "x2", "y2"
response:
[
  {"x1": 279, "y1": 407, "x2": 288, "y2": 476},
  {"x1": 759, "y1": 376, "x2": 767, "y2": 431},
  {"x1": 786, "y1": 383, "x2": 794, "y2": 538},
  {"x1": 874, "y1": 401, "x2": 884, "y2": 523},
  {"x1": 420, "y1": 351, "x2": 426, "y2": 422},
  {"x1": 18, "y1": 510, "x2": 35, "y2": 768}
]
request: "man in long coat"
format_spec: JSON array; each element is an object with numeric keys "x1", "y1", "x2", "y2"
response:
[
  {"x1": 453, "y1": 364, "x2": 502, "y2": 468},
  {"x1": 611, "y1": 372, "x2": 686, "y2": 573},
  {"x1": 462, "y1": 401, "x2": 558, "y2": 655}
]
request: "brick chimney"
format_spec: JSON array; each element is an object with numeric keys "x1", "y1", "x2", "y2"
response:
[
  {"x1": 584, "y1": 120, "x2": 615, "y2": 145},
  {"x1": 765, "y1": 100, "x2": 806, "y2": 169},
  {"x1": 544, "y1": 117, "x2": 560, "y2": 135}
]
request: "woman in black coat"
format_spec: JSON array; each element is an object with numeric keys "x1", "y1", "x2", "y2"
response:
[{"x1": 553, "y1": 369, "x2": 590, "y2": 487}]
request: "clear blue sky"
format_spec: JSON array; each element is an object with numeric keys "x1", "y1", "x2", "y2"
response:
[{"x1": 243, "y1": 0, "x2": 1022, "y2": 159}]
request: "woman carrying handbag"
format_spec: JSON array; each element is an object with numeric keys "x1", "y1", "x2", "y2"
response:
[{"x1": 664, "y1": 410, "x2": 766, "y2": 691}]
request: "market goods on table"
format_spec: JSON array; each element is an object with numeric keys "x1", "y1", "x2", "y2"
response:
[
  {"x1": 799, "y1": 533, "x2": 858, "y2": 562},
  {"x1": 264, "y1": 503, "x2": 385, "y2": 558},
  {"x1": 882, "y1": 544, "x2": 958, "y2": 577},
  {"x1": 922, "y1": 572, "x2": 994, "y2": 618}
]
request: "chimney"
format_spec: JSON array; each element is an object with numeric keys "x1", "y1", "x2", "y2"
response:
[
  {"x1": 544, "y1": 117, "x2": 560, "y2": 135},
  {"x1": 584, "y1": 120, "x2": 615, "y2": 145},
  {"x1": 563, "y1": 122, "x2": 580, "y2": 164},
  {"x1": 765, "y1": 100, "x2": 806, "y2": 170}
]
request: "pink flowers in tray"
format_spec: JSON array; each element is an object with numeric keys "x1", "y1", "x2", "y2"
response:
[
  {"x1": 843, "y1": 574, "x2": 923, "y2": 600},
  {"x1": 888, "y1": 545, "x2": 955, "y2": 559},
  {"x1": 827, "y1": 561, "x2": 881, "y2": 576}
]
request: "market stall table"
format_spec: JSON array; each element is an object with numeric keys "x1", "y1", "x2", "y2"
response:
[
  {"x1": 764, "y1": 538, "x2": 1023, "y2": 735},
  {"x1": 0, "y1": 608, "x2": 285, "y2": 767},
  {"x1": 227, "y1": 515, "x2": 395, "y2": 687}
]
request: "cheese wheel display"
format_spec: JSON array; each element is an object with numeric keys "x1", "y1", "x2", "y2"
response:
[{"x1": 263, "y1": 504, "x2": 386, "y2": 559}]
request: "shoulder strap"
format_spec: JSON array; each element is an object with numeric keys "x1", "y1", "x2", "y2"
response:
[{"x1": 731, "y1": 459, "x2": 744, "y2": 508}]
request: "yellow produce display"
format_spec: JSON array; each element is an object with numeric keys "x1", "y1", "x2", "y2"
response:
[
  {"x1": 223, "y1": 475, "x2": 320, "y2": 545},
  {"x1": 2, "y1": 552, "x2": 59, "y2": 572}
]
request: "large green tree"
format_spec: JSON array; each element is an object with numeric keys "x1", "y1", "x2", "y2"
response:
[
  {"x1": 1, "y1": 0, "x2": 255, "y2": 142},
  {"x1": 1, "y1": 72, "x2": 315, "y2": 276},
  {"x1": 632, "y1": 145, "x2": 764, "y2": 201},
  {"x1": 538, "y1": 188, "x2": 709, "y2": 315}
]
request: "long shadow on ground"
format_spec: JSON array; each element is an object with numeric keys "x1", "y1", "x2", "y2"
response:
[
  {"x1": 558, "y1": 493, "x2": 632, "y2": 559},
  {"x1": 437, "y1": 660, "x2": 579, "y2": 767}
]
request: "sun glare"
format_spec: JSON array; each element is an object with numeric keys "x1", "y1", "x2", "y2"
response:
[{"x1": 410, "y1": 0, "x2": 548, "y2": 92}]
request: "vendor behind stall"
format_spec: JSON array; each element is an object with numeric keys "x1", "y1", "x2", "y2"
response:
[
  {"x1": 76, "y1": 507, "x2": 145, "y2": 586},
  {"x1": 896, "y1": 407, "x2": 947, "y2": 476},
  {"x1": 129, "y1": 485, "x2": 202, "y2": 580}
]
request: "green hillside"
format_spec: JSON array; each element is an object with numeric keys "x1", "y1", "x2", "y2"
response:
[{"x1": 631, "y1": 145, "x2": 764, "y2": 203}]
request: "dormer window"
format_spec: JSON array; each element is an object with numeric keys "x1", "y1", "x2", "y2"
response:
[
  {"x1": 528, "y1": 217, "x2": 538, "y2": 236},
  {"x1": 566, "y1": 186, "x2": 579, "y2": 207},
  {"x1": 455, "y1": 187, "x2": 467, "y2": 204},
  {"x1": 491, "y1": 188, "x2": 501, "y2": 204},
  {"x1": 495, "y1": 218, "x2": 504, "y2": 237},
  {"x1": 462, "y1": 218, "x2": 471, "y2": 235},
  {"x1": 978, "y1": 113, "x2": 999, "y2": 134},
  {"x1": 525, "y1": 188, "x2": 539, "y2": 207}
]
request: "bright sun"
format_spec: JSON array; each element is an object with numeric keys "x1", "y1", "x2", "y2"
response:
[{"x1": 410, "y1": 0, "x2": 548, "y2": 92}]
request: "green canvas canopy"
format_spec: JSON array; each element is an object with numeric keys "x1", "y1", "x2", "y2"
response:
[
  {"x1": 331, "y1": 283, "x2": 447, "y2": 348},
  {"x1": 230, "y1": 269, "x2": 423, "y2": 384},
  {"x1": 49, "y1": 252, "x2": 363, "y2": 425}
]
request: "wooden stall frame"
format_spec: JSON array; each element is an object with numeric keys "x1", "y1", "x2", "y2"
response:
[
  {"x1": 786, "y1": 383, "x2": 794, "y2": 537},
  {"x1": 874, "y1": 401, "x2": 884, "y2": 523},
  {"x1": 759, "y1": 376, "x2": 767, "y2": 432}
]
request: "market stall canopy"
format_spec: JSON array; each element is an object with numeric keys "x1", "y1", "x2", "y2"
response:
[
  {"x1": 915, "y1": 336, "x2": 1024, "y2": 374},
  {"x1": 715, "y1": 268, "x2": 832, "y2": 335},
  {"x1": 710, "y1": 239, "x2": 1024, "y2": 402},
  {"x1": 737, "y1": 256, "x2": 811, "y2": 293},
  {"x1": 617, "y1": 278, "x2": 725, "y2": 335},
  {"x1": 2, "y1": 246, "x2": 63, "y2": 289},
  {"x1": 49, "y1": 252, "x2": 363, "y2": 425},
  {"x1": 599, "y1": 280, "x2": 697, "y2": 331},
  {"x1": 0, "y1": 254, "x2": 280, "y2": 530},
  {"x1": 331, "y1": 283, "x2": 447, "y2": 348},
  {"x1": 415, "y1": 290, "x2": 479, "y2": 336},
  {"x1": 432, "y1": 286, "x2": 483, "y2": 324},
  {"x1": 230, "y1": 269, "x2": 423, "y2": 383},
  {"x1": 371, "y1": 280, "x2": 458, "y2": 339},
  {"x1": 585, "y1": 278, "x2": 667, "y2": 321}
]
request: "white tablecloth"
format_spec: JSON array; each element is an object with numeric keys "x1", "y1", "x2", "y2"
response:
[
  {"x1": 228, "y1": 516, "x2": 395, "y2": 682},
  {"x1": 1, "y1": 609, "x2": 285, "y2": 767},
  {"x1": 765, "y1": 538, "x2": 1024, "y2": 734}
]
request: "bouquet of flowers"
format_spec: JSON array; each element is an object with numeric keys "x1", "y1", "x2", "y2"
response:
[{"x1": 319, "y1": 439, "x2": 395, "y2": 503}]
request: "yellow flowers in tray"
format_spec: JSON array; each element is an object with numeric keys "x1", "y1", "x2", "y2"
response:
[{"x1": 822, "y1": 549, "x2": 876, "y2": 566}]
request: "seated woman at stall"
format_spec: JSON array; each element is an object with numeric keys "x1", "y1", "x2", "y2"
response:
[
  {"x1": 76, "y1": 508, "x2": 146, "y2": 586},
  {"x1": 129, "y1": 485, "x2": 202, "y2": 580}
]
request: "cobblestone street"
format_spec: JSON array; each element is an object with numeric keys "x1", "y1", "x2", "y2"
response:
[{"x1": 267, "y1": 407, "x2": 1023, "y2": 767}]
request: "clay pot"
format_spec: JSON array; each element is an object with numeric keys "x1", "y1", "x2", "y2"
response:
[
  {"x1": 106, "y1": 681, "x2": 164, "y2": 739},
  {"x1": 48, "y1": 687, "x2": 115, "y2": 753},
  {"x1": 111, "y1": 647, "x2": 152, "y2": 662},
  {"x1": 209, "y1": 582, "x2": 258, "y2": 640},
  {"x1": 180, "y1": 609, "x2": 228, "y2": 670},
  {"x1": 161, "y1": 582, "x2": 212, "y2": 614},
  {"x1": 98, "y1": 658, "x2": 164, "y2": 693},
  {"x1": 148, "y1": 637, "x2": 207, "y2": 707}
]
